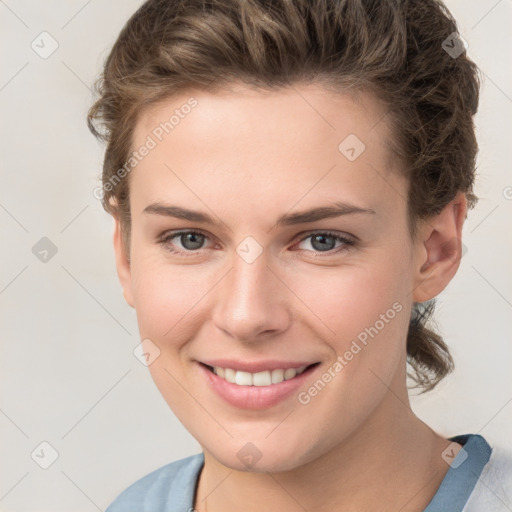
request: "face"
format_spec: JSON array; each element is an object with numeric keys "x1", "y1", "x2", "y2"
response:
[{"x1": 113, "y1": 83, "x2": 452, "y2": 473}]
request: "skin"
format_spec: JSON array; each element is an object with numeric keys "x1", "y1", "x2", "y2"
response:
[{"x1": 112, "y1": 83, "x2": 467, "y2": 511}]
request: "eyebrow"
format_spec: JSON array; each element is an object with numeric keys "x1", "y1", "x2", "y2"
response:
[{"x1": 143, "y1": 201, "x2": 376, "y2": 227}]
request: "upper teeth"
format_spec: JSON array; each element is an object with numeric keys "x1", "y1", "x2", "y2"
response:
[{"x1": 213, "y1": 366, "x2": 308, "y2": 386}]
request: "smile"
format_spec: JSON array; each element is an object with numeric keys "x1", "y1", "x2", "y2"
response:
[
  {"x1": 198, "y1": 360, "x2": 321, "y2": 409},
  {"x1": 206, "y1": 364, "x2": 310, "y2": 386}
]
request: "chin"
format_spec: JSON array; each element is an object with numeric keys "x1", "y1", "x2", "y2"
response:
[{"x1": 204, "y1": 438, "x2": 313, "y2": 474}]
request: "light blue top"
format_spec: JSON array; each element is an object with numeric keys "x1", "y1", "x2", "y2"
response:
[{"x1": 106, "y1": 434, "x2": 494, "y2": 512}]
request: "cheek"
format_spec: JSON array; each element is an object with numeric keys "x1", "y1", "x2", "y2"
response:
[
  {"x1": 129, "y1": 257, "x2": 214, "y2": 410},
  {"x1": 132, "y1": 265, "x2": 212, "y2": 338},
  {"x1": 290, "y1": 265, "x2": 410, "y2": 433},
  {"x1": 289, "y1": 256, "x2": 410, "y2": 342},
  {"x1": 287, "y1": 256, "x2": 411, "y2": 397}
]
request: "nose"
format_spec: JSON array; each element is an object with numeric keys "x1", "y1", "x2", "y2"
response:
[{"x1": 212, "y1": 253, "x2": 291, "y2": 343}]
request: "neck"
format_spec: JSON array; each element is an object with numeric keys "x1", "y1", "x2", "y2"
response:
[{"x1": 194, "y1": 384, "x2": 456, "y2": 512}]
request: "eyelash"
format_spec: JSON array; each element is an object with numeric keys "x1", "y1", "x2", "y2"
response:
[{"x1": 157, "y1": 229, "x2": 356, "y2": 257}]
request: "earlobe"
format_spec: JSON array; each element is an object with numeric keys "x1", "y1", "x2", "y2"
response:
[
  {"x1": 112, "y1": 217, "x2": 135, "y2": 308},
  {"x1": 413, "y1": 193, "x2": 468, "y2": 303}
]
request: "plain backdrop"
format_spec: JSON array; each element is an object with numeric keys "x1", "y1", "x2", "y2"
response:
[{"x1": 1, "y1": 1, "x2": 511, "y2": 510}]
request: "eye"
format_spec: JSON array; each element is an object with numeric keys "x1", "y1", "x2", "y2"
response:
[
  {"x1": 294, "y1": 231, "x2": 355, "y2": 254},
  {"x1": 158, "y1": 229, "x2": 356, "y2": 257},
  {"x1": 158, "y1": 230, "x2": 213, "y2": 256}
]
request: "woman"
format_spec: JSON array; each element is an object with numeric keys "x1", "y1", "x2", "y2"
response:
[{"x1": 88, "y1": 0, "x2": 511, "y2": 510}]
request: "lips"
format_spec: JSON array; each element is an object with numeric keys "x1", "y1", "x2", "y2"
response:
[{"x1": 197, "y1": 360, "x2": 321, "y2": 410}]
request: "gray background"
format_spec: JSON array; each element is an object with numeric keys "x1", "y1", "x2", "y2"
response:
[{"x1": 1, "y1": 0, "x2": 511, "y2": 510}]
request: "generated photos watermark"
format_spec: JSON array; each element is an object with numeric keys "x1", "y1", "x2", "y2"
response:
[
  {"x1": 92, "y1": 97, "x2": 198, "y2": 200},
  {"x1": 297, "y1": 301, "x2": 403, "y2": 405}
]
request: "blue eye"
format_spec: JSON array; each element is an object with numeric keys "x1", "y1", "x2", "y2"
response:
[
  {"x1": 296, "y1": 232, "x2": 355, "y2": 254},
  {"x1": 158, "y1": 230, "x2": 355, "y2": 257},
  {"x1": 159, "y1": 230, "x2": 211, "y2": 256}
]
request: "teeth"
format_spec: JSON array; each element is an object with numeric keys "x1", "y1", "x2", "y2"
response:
[
  {"x1": 235, "y1": 371, "x2": 253, "y2": 386},
  {"x1": 253, "y1": 370, "x2": 272, "y2": 386},
  {"x1": 271, "y1": 369, "x2": 284, "y2": 384},
  {"x1": 212, "y1": 365, "x2": 308, "y2": 386},
  {"x1": 224, "y1": 368, "x2": 236, "y2": 384}
]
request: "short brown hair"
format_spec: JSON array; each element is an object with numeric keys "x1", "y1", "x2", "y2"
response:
[{"x1": 88, "y1": 0, "x2": 481, "y2": 391}]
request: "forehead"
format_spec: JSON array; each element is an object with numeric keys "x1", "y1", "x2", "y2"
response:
[
  {"x1": 129, "y1": 83, "x2": 405, "y2": 224},
  {"x1": 134, "y1": 83, "x2": 392, "y2": 154}
]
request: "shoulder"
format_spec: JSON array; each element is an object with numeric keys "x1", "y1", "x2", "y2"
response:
[
  {"x1": 105, "y1": 452, "x2": 204, "y2": 512},
  {"x1": 464, "y1": 439, "x2": 512, "y2": 511},
  {"x1": 425, "y1": 434, "x2": 512, "y2": 512}
]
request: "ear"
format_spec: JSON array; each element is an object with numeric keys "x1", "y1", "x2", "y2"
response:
[
  {"x1": 412, "y1": 192, "x2": 468, "y2": 303},
  {"x1": 112, "y1": 217, "x2": 135, "y2": 308}
]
